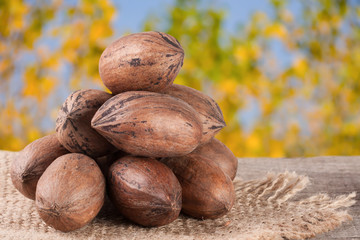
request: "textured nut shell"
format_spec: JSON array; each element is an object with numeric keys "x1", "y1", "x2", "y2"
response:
[
  {"x1": 56, "y1": 89, "x2": 115, "y2": 158},
  {"x1": 108, "y1": 156, "x2": 182, "y2": 227},
  {"x1": 92, "y1": 91, "x2": 202, "y2": 157},
  {"x1": 162, "y1": 84, "x2": 226, "y2": 145},
  {"x1": 192, "y1": 138, "x2": 238, "y2": 180},
  {"x1": 35, "y1": 153, "x2": 105, "y2": 232},
  {"x1": 10, "y1": 134, "x2": 68, "y2": 200},
  {"x1": 161, "y1": 155, "x2": 235, "y2": 219},
  {"x1": 95, "y1": 150, "x2": 127, "y2": 179},
  {"x1": 99, "y1": 31, "x2": 184, "y2": 94}
]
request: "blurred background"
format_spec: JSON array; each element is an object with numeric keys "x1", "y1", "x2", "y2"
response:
[{"x1": 1, "y1": 0, "x2": 360, "y2": 157}]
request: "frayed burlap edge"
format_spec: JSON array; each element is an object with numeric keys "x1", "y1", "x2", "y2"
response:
[
  {"x1": 0, "y1": 151, "x2": 356, "y2": 240},
  {"x1": 227, "y1": 172, "x2": 356, "y2": 240}
]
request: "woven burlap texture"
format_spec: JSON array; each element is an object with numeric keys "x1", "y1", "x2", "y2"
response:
[{"x1": 0, "y1": 151, "x2": 356, "y2": 240}]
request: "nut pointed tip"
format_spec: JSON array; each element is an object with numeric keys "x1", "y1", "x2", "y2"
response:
[{"x1": 91, "y1": 120, "x2": 99, "y2": 128}]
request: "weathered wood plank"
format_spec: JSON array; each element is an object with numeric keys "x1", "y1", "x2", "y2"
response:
[
  {"x1": 237, "y1": 156, "x2": 360, "y2": 239},
  {"x1": 1, "y1": 150, "x2": 358, "y2": 239}
]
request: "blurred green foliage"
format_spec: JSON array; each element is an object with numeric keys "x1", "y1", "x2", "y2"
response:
[{"x1": 1, "y1": 0, "x2": 360, "y2": 157}]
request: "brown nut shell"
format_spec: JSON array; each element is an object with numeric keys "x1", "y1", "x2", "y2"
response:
[
  {"x1": 192, "y1": 138, "x2": 238, "y2": 180},
  {"x1": 161, "y1": 154, "x2": 235, "y2": 219},
  {"x1": 10, "y1": 134, "x2": 69, "y2": 200},
  {"x1": 99, "y1": 31, "x2": 184, "y2": 94},
  {"x1": 92, "y1": 91, "x2": 202, "y2": 157},
  {"x1": 108, "y1": 156, "x2": 182, "y2": 227},
  {"x1": 56, "y1": 89, "x2": 115, "y2": 158},
  {"x1": 95, "y1": 150, "x2": 127, "y2": 179},
  {"x1": 35, "y1": 153, "x2": 105, "y2": 232},
  {"x1": 162, "y1": 84, "x2": 226, "y2": 144}
]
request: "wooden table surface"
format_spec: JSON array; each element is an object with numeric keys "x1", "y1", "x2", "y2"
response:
[
  {"x1": 1, "y1": 151, "x2": 358, "y2": 239},
  {"x1": 237, "y1": 156, "x2": 360, "y2": 239}
]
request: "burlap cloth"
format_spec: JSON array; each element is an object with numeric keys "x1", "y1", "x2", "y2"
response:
[{"x1": 0, "y1": 151, "x2": 356, "y2": 240}]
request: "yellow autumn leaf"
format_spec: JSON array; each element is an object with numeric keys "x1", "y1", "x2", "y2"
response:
[
  {"x1": 23, "y1": 66, "x2": 40, "y2": 99},
  {"x1": 99, "y1": 0, "x2": 116, "y2": 22},
  {"x1": 331, "y1": 15, "x2": 341, "y2": 28},
  {"x1": 89, "y1": 19, "x2": 112, "y2": 43},
  {"x1": 219, "y1": 78, "x2": 238, "y2": 95},
  {"x1": 264, "y1": 23, "x2": 288, "y2": 40},
  {"x1": 63, "y1": 35, "x2": 83, "y2": 61},
  {"x1": 0, "y1": 41, "x2": 6, "y2": 54},
  {"x1": 235, "y1": 45, "x2": 247, "y2": 62},
  {"x1": 43, "y1": 55, "x2": 60, "y2": 71},
  {"x1": 8, "y1": 136, "x2": 24, "y2": 151},
  {"x1": 27, "y1": 127, "x2": 41, "y2": 142},
  {"x1": 174, "y1": 74, "x2": 186, "y2": 85},
  {"x1": 0, "y1": 59, "x2": 11, "y2": 73},
  {"x1": 81, "y1": 0, "x2": 94, "y2": 15},
  {"x1": 269, "y1": 140, "x2": 285, "y2": 158},
  {"x1": 40, "y1": 76, "x2": 56, "y2": 94},
  {"x1": 23, "y1": 67, "x2": 56, "y2": 101},
  {"x1": 217, "y1": 127, "x2": 244, "y2": 157},
  {"x1": 9, "y1": 0, "x2": 29, "y2": 31},
  {"x1": 246, "y1": 133, "x2": 261, "y2": 153},
  {"x1": 292, "y1": 57, "x2": 308, "y2": 77},
  {"x1": 182, "y1": 58, "x2": 196, "y2": 71}
]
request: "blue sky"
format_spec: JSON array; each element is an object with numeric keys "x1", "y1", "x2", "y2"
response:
[
  {"x1": 112, "y1": 0, "x2": 302, "y2": 33},
  {"x1": 113, "y1": 0, "x2": 273, "y2": 34}
]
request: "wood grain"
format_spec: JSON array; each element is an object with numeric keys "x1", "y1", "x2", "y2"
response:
[{"x1": 237, "y1": 156, "x2": 360, "y2": 239}]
